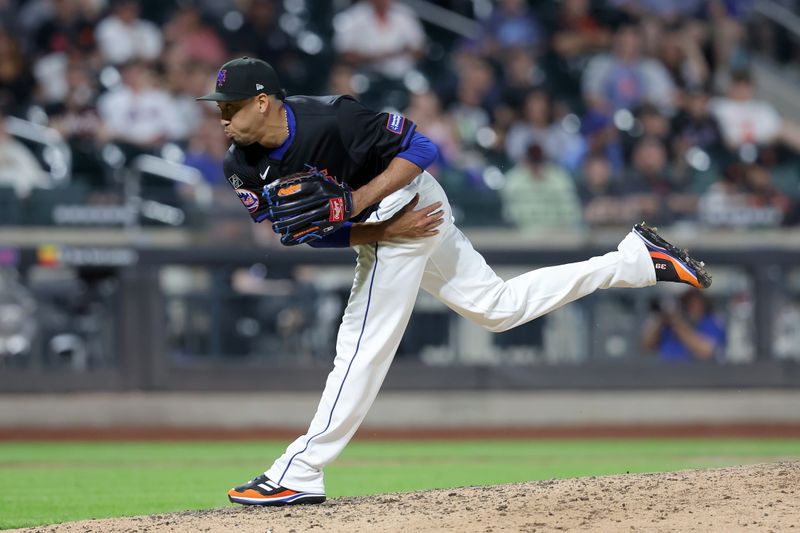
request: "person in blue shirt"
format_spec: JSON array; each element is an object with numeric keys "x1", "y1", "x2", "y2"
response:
[{"x1": 642, "y1": 288, "x2": 726, "y2": 361}]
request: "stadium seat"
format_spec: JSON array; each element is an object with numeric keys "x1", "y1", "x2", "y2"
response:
[{"x1": 0, "y1": 186, "x2": 21, "y2": 225}]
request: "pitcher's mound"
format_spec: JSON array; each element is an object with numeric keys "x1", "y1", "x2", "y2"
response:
[{"x1": 16, "y1": 461, "x2": 800, "y2": 532}]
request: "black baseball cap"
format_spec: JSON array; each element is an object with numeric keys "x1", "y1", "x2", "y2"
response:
[{"x1": 197, "y1": 57, "x2": 283, "y2": 102}]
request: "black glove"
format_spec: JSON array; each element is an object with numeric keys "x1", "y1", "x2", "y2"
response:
[{"x1": 263, "y1": 170, "x2": 354, "y2": 246}]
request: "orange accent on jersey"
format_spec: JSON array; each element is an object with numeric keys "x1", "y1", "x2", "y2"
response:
[
  {"x1": 278, "y1": 183, "x2": 302, "y2": 196},
  {"x1": 649, "y1": 251, "x2": 703, "y2": 288}
]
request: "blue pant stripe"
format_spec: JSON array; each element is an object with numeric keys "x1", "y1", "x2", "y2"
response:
[{"x1": 278, "y1": 242, "x2": 380, "y2": 485}]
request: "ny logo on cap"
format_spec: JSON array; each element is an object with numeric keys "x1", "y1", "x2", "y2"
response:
[{"x1": 216, "y1": 69, "x2": 227, "y2": 88}]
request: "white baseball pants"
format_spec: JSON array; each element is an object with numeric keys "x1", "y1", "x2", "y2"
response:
[{"x1": 265, "y1": 171, "x2": 656, "y2": 493}]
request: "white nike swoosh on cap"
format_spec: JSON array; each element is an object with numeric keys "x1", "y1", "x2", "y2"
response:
[{"x1": 260, "y1": 166, "x2": 270, "y2": 180}]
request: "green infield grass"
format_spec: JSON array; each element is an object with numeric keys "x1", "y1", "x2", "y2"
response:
[{"x1": 1, "y1": 438, "x2": 799, "y2": 530}]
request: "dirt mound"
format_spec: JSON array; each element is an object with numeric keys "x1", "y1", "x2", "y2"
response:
[{"x1": 15, "y1": 462, "x2": 799, "y2": 532}]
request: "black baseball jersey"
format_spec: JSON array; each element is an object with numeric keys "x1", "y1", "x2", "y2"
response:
[{"x1": 223, "y1": 95, "x2": 416, "y2": 223}]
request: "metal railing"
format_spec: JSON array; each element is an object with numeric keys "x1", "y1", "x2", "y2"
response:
[
  {"x1": 400, "y1": 0, "x2": 481, "y2": 38},
  {"x1": 125, "y1": 154, "x2": 213, "y2": 228},
  {"x1": 4, "y1": 116, "x2": 71, "y2": 186},
  {"x1": 1, "y1": 243, "x2": 800, "y2": 392},
  {"x1": 753, "y1": 0, "x2": 800, "y2": 38}
]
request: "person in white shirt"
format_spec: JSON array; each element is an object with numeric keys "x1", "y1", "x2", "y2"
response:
[
  {"x1": 333, "y1": 0, "x2": 426, "y2": 80},
  {"x1": 709, "y1": 70, "x2": 782, "y2": 149},
  {"x1": 95, "y1": 0, "x2": 163, "y2": 65},
  {"x1": 97, "y1": 61, "x2": 183, "y2": 149}
]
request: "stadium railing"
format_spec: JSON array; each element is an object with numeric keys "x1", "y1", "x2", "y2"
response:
[{"x1": 1, "y1": 236, "x2": 799, "y2": 392}]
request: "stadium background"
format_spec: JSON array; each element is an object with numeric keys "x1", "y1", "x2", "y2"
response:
[{"x1": 1, "y1": 0, "x2": 800, "y2": 529}]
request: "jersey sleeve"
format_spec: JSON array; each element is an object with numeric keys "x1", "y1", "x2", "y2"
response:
[
  {"x1": 336, "y1": 96, "x2": 417, "y2": 169},
  {"x1": 396, "y1": 131, "x2": 438, "y2": 170},
  {"x1": 223, "y1": 148, "x2": 272, "y2": 223}
]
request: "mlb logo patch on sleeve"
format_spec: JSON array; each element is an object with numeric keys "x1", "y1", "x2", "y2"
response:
[{"x1": 386, "y1": 113, "x2": 405, "y2": 134}]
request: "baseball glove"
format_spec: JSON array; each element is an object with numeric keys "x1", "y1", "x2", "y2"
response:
[{"x1": 263, "y1": 170, "x2": 354, "y2": 246}]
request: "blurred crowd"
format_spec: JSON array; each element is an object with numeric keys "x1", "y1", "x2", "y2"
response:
[{"x1": 1, "y1": 0, "x2": 800, "y2": 233}]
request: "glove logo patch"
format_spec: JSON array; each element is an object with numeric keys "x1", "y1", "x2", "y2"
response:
[
  {"x1": 235, "y1": 189, "x2": 259, "y2": 213},
  {"x1": 329, "y1": 197, "x2": 345, "y2": 222},
  {"x1": 278, "y1": 183, "x2": 301, "y2": 196}
]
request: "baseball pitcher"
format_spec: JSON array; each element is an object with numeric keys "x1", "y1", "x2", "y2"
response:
[{"x1": 198, "y1": 57, "x2": 711, "y2": 506}]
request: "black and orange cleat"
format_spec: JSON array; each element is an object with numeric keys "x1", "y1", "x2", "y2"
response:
[
  {"x1": 633, "y1": 223, "x2": 712, "y2": 289},
  {"x1": 228, "y1": 474, "x2": 326, "y2": 506}
]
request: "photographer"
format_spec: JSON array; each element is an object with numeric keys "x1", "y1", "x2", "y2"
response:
[{"x1": 642, "y1": 288, "x2": 726, "y2": 362}]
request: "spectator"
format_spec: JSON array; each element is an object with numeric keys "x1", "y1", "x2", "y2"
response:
[
  {"x1": 0, "y1": 30, "x2": 35, "y2": 115},
  {"x1": 162, "y1": 44, "x2": 215, "y2": 141},
  {"x1": 448, "y1": 54, "x2": 496, "y2": 149},
  {"x1": 96, "y1": 61, "x2": 183, "y2": 152},
  {"x1": 656, "y1": 23, "x2": 709, "y2": 90},
  {"x1": 0, "y1": 112, "x2": 51, "y2": 198},
  {"x1": 670, "y1": 87, "x2": 726, "y2": 187},
  {"x1": 34, "y1": 40, "x2": 100, "y2": 106},
  {"x1": 671, "y1": 88, "x2": 725, "y2": 154},
  {"x1": 0, "y1": 2, "x2": 13, "y2": 28},
  {"x1": 333, "y1": 0, "x2": 426, "y2": 80},
  {"x1": 30, "y1": 0, "x2": 98, "y2": 58},
  {"x1": 478, "y1": 0, "x2": 544, "y2": 59},
  {"x1": 226, "y1": 0, "x2": 286, "y2": 56},
  {"x1": 442, "y1": 54, "x2": 500, "y2": 188},
  {"x1": 29, "y1": 0, "x2": 102, "y2": 105},
  {"x1": 327, "y1": 63, "x2": 362, "y2": 98},
  {"x1": 581, "y1": 110, "x2": 625, "y2": 176},
  {"x1": 193, "y1": 0, "x2": 239, "y2": 20},
  {"x1": 551, "y1": 0, "x2": 611, "y2": 60},
  {"x1": 505, "y1": 89, "x2": 552, "y2": 163},
  {"x1": 642, "y1": 288, "x2": 725, "y2": 362},
  {"x1": 577, "y1": 153, "x2": 632, "y2": 226},
  {"x1": 183, "y1": 109, "x2": 230, "y2": 189},
  {"x1": 95, "y1": 0, "x2": 163, "y2": 65},
  {"x1": 705, "y1": 0, "x2": 747, "y2": 78},
  {"x1": 33, "y1": 51, "x2": 70, "y2": 105},
  {"x1": 742, "y1": 161, "x2": 793, "y2": 225},
  {"x1": 624, "y1": 137, "x2": 676, "y2": 195},
  {"x1": 698, "y1": 162, "x2": 748, "y2": 226},
  {"x1": 45, "y1": 56, "x2": 103, "y2": 181},
  {"x1": 698, "y1": 160, "x2": 791, "y2": 228},
  {"x1": 500, "y1": 143, "x2": 581, "y2": 232},
  {"x1": 582, "y1": 22, "x2": 675, "y2": 114},
  {"x1": 162, "y1": 5, "x2": 226, "y2": 67},
  {"x1": 638, "y1": 103, "x2": 671, "y2": 141},
  {"x1": 505, "y1": 89, "x2": 585, "y2": 173},
  {"x1": 619, "y1": 103, "x2": 671, "y2": 166},
  {"x1": 608, "y1": 0, "x2": 704, "y2": 24},
  {"x1": 709, "y1": 70, "x2": 782, "y2": 150},
  {"x1": 498, "y1": 48, "x2": 546, "y2": 111},
  {"x1": 404, "y1": 91, "x2": 459, "y2": 171},
  {"x1": 224, "y1": 0, "x2": 301, "y2": 90},
  {"x1": 622, "y1": 136, "x2": 697, "y2": 223}
]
